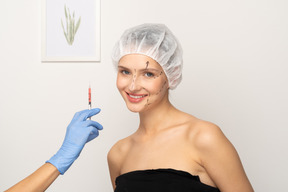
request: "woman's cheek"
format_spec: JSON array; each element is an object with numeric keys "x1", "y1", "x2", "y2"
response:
[
  {"x1": 116, "y1": 76, "x2": 126, "y2": 90},
  {"x1": 143, "y1": 80, "x2": 167, "y2": 107},
  {"x1": 155, "y1": 81, "x2": 167, "y2": 95}
]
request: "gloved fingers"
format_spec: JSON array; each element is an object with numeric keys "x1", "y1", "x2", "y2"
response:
[
  {"x1": 86, "y1": 127, "x2": 100, "y2": 143},
  {"x1": 85, "y1": 108, "x2": 101, "y2": 120},
  {"x1": 84, "y1": 120, "x2": 103, "y2": 130},
  {"x1": 73, "y1": 108, "x2": 101, "y2": 122}
]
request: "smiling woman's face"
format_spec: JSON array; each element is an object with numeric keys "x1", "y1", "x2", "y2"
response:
[{"x1": 117, "y1": 54, "x2": 169, "y2": 113}]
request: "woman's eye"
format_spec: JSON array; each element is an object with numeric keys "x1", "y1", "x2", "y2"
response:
[
  {"x1": 121, "y1": 70, "x2": 130, "y2": 75},
  {"x1": 145, "y1": 72, "x2": 154, "y2": 77}
]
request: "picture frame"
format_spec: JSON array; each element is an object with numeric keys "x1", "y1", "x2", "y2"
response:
[{"x1": 41, "y1": 0, "x2": 101, "y2": 62}]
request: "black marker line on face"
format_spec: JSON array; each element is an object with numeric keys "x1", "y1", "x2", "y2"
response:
[
  {"x1": 130, "y1": 69, "x2": 137, "y2": 89},
  {"x1": 156, "y1": 81, "x2": 167, "y2": 95},
  {"x1": 143, "y1": 87, "x2": 151, "y2": 107},
  {"x1": 153, "y1": 71, "x2": 164, "y2": 79},
  {"x1": 132, "y1": 69, "x2": 136, "y2": 86},
  {"x1": 145, "y1": 61, "x2": 149, "y2": 69},
  {"x1": 143, "y1": 79, "x2": 167, "y2": 107},
  {"x1": 146, "y1": 98, "x2": 150, "y2": 106},
  {"x1": 145, "y1": 97, "x2": 151, "y2": 106}
]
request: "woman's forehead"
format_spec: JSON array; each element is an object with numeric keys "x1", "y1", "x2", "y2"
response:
[{"x1": 118, "y1": 54, "x2": 162, "y2": 70}]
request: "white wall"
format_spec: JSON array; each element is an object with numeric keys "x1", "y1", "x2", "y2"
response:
[{"x1": 1, "y1": 0, "x2": 287, "y2": 191}]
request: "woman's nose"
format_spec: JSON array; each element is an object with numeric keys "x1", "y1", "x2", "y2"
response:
[{"x1": 129, "y1": 74, "x2": 141, "y2": 91}]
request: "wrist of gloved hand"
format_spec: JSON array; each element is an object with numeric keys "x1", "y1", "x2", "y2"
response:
[{"x1": 46, "y1": 141, "x2": 83, "y2": 174}]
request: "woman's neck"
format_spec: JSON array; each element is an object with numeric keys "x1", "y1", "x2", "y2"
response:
[{"x1": 137, "y1": 98, "x2": 177, "y2": 135}]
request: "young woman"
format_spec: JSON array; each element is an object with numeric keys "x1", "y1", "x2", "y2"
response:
[{"x1": 108, "y1": 23, "x2": 254, "y2": 192}]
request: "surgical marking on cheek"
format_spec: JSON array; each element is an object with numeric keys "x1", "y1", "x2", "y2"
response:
[
  {"x1": 143, "y1": 88, "x2": 152, "y2": 107},
  {"x1": 145, "y1": 98, "x2": 151, "y2": 106},
  {"x1": 156, "y1": 81, "x2": 167, "y2": 95}
]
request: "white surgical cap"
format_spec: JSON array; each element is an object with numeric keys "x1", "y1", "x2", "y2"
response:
[{"x1": 111, "y1": 23, "x2": 183, "y2": 90}]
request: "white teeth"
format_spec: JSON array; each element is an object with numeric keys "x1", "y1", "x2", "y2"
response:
[{"x1": 129, "y1": 94, "x2": 145, "y2": 99}]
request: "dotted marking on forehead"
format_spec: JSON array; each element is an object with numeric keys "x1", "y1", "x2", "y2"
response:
[{"x1": 145, "y1": 61, "x2": 149, "y2": 69}]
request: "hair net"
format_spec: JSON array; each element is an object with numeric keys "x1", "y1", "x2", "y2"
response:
[{"x1": 111, "y1": 23, "x2": 183, "y2": 90}]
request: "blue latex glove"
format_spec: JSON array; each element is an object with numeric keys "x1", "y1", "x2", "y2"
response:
[{"x1": 46, "y1": 108, "x2": 103, "y2": 174}]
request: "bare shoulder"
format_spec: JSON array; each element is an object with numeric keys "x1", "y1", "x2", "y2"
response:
[
  {"x1": 177, "y1": 112, "x2": 224, "y2": 138},
  {"x1": 172, "y1": 110, "x2": 227, "y2": 146},
  {"x1": 173, "y1": 111, "x2": 228, "y2": 148},
  {"x1": 107, "y1": 136, "x2": 132, "y2": 166},
  {"x1": 186, "y1": 118, "x2": 254, "y2": 191},
  {"x1": 107, "y1": 136, "x2": 133, "y2": 189},
  {"x1": 191, "y1": 119, "x2": 229, "y2": 149}
]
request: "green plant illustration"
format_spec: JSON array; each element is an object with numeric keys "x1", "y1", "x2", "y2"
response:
[{"x1": 61, "y1": 5, "x2": 81, "y2": 45}]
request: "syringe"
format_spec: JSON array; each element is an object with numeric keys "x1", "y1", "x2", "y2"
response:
[{"x1": 88, "y1": 83, "x2": 91, "y2": 120}]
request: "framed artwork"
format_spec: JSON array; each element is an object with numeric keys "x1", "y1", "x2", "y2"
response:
[{"x1": 41, "y1": 0, "x2": 101, "y2": 62}]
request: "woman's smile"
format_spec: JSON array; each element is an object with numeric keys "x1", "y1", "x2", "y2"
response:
[{"x1": 126, "y1": 92, "x2": 148, "y2": 103}]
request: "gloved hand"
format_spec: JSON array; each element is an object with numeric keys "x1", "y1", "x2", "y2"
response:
[{"x1": 46, "y1": 108, "x2": 103, "y2": 174}]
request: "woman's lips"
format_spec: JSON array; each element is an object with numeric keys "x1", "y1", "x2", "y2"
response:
[{"x1": 126, "y1": 92, "x2": 148, "y2": 103}]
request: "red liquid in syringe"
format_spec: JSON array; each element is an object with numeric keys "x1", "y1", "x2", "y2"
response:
[{"x1": 88, "y1": 86, "x2": 91, "y2": 108}]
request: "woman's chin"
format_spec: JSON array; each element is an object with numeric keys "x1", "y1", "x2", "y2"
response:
[
  {"x1": 126, "y1": 104, "x2": 146, "y2": 113},
  {"x1": 127, "y1": 106, "x2": 141, "y2": 113}
]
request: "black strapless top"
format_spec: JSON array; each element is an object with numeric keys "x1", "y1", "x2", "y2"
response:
[{"x1": 115, "y1": 169, "x2": 220, "y2": 192}]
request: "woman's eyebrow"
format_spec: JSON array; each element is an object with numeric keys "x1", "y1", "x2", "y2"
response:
[
  {"x1": 118, "y1": 65, "x2": 129, "y2": 70},
  {"x1": 140, "y1": 68, "x2": 161, "y2": 73},
  {"x1": 118, "y1": 65, "x2": 161, "y2": 72}
]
